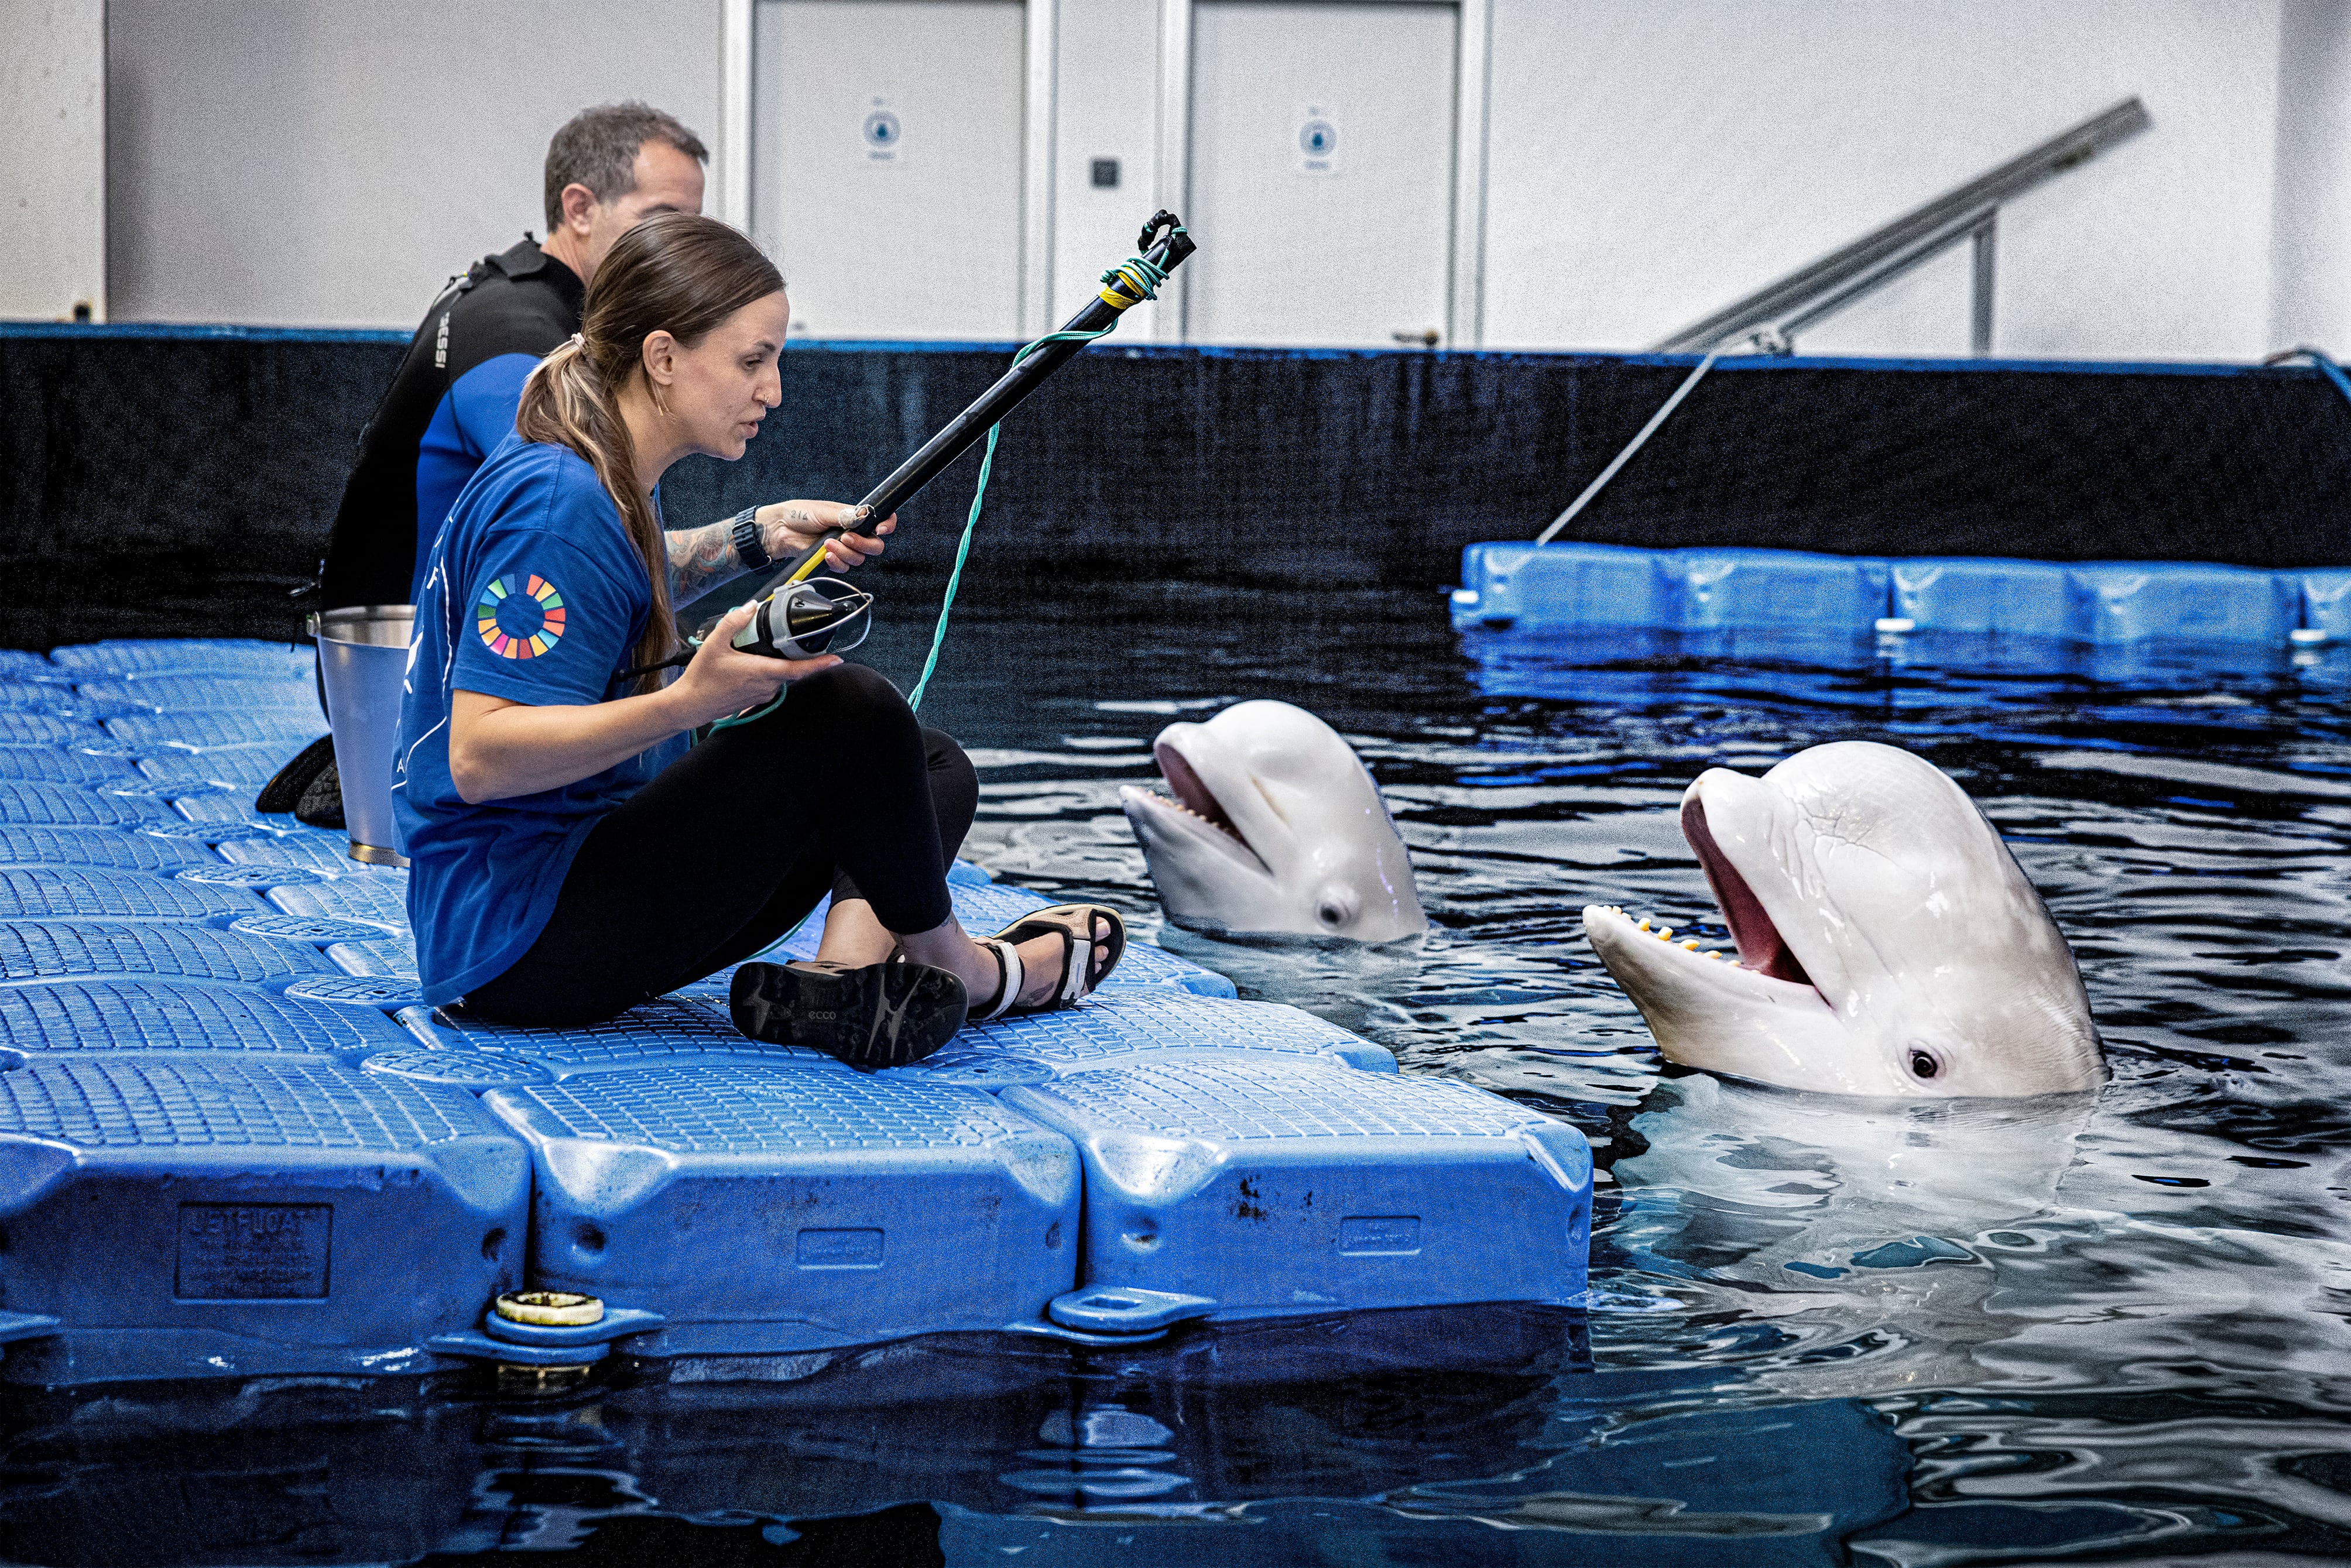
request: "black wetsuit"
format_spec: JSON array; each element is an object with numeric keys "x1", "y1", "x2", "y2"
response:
[{"x1": 317, "y1": 236, "x2": 584, "y2": 610}]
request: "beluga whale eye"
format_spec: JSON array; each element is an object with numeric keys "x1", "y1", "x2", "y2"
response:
[
  {"x1": 1315, "y1": 884, "x2": 1358, "y2": 929},
  {"x1": 1908, "y1": 1044, "x2": 1942, "y2": 1080}
]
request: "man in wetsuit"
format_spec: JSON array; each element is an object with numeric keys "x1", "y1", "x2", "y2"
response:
[{"x1": 264, "y1": 102, "x2": 707, "y2": 818}]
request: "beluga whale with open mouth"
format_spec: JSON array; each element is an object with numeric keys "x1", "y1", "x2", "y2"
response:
[
  {"x1": 1584, "y1": 740, "x2": 2102, "y2": 1097},
  {"x1": 1120, "y1": 700, "x2": 1427, "y2": 941}
]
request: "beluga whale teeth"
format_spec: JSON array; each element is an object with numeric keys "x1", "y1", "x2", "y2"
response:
[
  {"x1": 1581, "y1": 740, "x2": 2103, "y2": 1099},
  {"x1": 1119, "y1": 699, "x2": 1427, "y2": 942}
]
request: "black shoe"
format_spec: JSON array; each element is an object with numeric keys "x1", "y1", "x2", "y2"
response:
[
  {"x1": 255, "y1": 735, "x2": 335, "y2": 814},
  {"x1": 729, "y1": 958, "x2": 968, "y2": 1070},
  {"x1": 293, "y1": 759, "x2": 344, "y2": 830}
]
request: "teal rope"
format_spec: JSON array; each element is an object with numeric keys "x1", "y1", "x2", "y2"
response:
[{"x1": 904, "y1": 244, "x2": 1177, "y2": 711}]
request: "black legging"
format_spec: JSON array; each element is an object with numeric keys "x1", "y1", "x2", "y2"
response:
[{"x1": 466, "y1": 663, "x2": 979, "y2": 1026}]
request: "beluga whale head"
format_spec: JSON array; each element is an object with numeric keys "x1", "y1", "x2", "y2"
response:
[
  {"x1": 1584, "y1": 741, "x2": 2102, "y2": 1097},
  {"x1": 1120, "y1": 700, "x2": 1427, "y2": 942}
]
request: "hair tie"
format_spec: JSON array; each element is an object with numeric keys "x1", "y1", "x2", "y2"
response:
[{"x1": 567, "y1": 332, "x2": 585, "y2": 351}]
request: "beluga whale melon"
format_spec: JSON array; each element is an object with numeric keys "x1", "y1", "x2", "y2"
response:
[
  {"x1": 1584, "y1": 740, "x2": 2102, "y2": 1097},
  {"x1": 1120, "y1": 700, "x2": 1427, "y2": 941}
]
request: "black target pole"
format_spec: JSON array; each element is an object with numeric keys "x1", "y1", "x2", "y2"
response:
[{"x1": 693, "y1": 211, "x2": 1197, "y2": 626}]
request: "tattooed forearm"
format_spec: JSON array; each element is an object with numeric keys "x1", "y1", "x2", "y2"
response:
[{"x1": 665, "y1": 521, "x2": 743, "y2": 598}]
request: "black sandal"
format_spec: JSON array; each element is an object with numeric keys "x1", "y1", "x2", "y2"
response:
[
  {"x1": 729, "y1": 955, "x2": 968, "y2": 1069},
  {"x1": 971, "y1": 904, "x2": 1127, "y2": 1020}
]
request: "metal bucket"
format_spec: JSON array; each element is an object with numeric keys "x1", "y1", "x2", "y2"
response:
[{"x1": 309, "y1": 606, "x2": 414, "y2": 867}]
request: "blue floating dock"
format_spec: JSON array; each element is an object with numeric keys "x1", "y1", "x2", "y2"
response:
[
  {"x1": 0, "y1": 920, "x2": 334, "y2": 984},
  {"x1": 104, "y1": 711, "x2": 322, "y2": 752},
  {"x1": 0, "y1": 977, "x2": 412, "y2": 1059},
  {"x1": 1456, "y1": 541, "x2": 2335, "y2": 646},
  {"x1": 0, "y1": 638, "x2": 1594, "y2": 1379},
  {"x1": 479, "y1": 1062, "x2": 1080, "y2": 1355},
  {"x1": 0, "y1": 1052, "x2": 527, "y2": 1382},
  {"x1": 0, "y1": 864, "x2": 262, "y2": 921},
  {"x1": 401, "y1": 996, "x2": 852, "y2": 1077},
  {"x1": 0, "y1": 825, "x2": 218, "y2": 872},
  {"x1": 0, "y1": 746, "x2": 141, "y2": 785},
  {"x1": 74, "y1": 676, "x2": 318, "y2": 713},
  {"x1": 0, "y1": 713, "x2": 94, "y2": 748},
  {"x1": 48, "y1": 639, "x2": 317, "y2": 680},
  {"x1": 0, "y1": 780, "x2": 175, "y2": 828},
  {"x1": 1004, "y1": 1059, "x2": 1592, "y2": 1316},
  {"x1": 918, "y1": 991, "x2": 1394, "y2": 1090}
]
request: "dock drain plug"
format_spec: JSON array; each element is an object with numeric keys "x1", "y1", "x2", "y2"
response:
[{"x1": 428, "y1": 1289, "x2": 668, "y2": 1396}]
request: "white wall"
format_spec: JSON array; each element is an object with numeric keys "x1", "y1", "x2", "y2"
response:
[
  {"x1": 103, "y1": 0, "x2": 724, "y2": 328},
  {"x1": 2270, "y1": 0, "x2": 2351, "y2": 355},
  {"x1": 1482, "y1": 0, "x2": 2285, "y2": 360},
  {"x1": 1, "y1": 0, "x2": 107, "y2": 321},
  {"x1": 9, "y1": 0, "x2": 2329, "y2": 359}
]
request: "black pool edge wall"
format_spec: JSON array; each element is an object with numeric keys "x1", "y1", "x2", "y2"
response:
[{"x1": 5, "y1": 321, "x2": 2348, "y2": 648}]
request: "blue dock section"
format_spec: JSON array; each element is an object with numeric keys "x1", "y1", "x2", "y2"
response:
[{"x1": 0, "y1": 639, "x2": 1592, "y2": 1381}]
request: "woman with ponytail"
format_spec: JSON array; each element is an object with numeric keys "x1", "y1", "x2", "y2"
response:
[{"x1": 391, "y1": 211, "x2": 1123, "y2": 1065}]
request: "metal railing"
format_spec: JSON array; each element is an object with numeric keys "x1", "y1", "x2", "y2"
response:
[{"x1": 1653, "y1": 97, "x2": 2151, "y2": 357}]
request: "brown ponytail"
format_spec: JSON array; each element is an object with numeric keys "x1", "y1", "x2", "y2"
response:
[{"x1": 516, "y1": 211, "x2": 783, "y2": 692}]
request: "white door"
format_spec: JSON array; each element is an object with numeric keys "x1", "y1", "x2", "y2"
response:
[
  {"x1": 1183, "y1": 1, "x2": 1458, "y2": 348},
  {"x1": 752, "y1": 0, "x2": 1026, "y2": 339}
]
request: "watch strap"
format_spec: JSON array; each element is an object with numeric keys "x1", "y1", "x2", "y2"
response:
[{"x1": 730, "y1": 506, "x2": 770, "y2": 571}]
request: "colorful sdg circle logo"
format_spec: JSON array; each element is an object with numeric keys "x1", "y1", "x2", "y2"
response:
[{"x1": 476, "y1": 574, "x2": 566, "y2": 658}]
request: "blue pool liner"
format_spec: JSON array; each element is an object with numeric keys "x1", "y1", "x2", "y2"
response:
[
  {"x1": 1003, "y1": 1058, "x2": 1593, "y2": 1317},
  {"x1": 478, "y1": 1062, "x2": 1081, "y2": 1356},
  {"x1": 1455, "y1": 543, "x2": 2340, "y2": 646},
  {"x1": 0, "y1": 1052, "x2": 527, "y2": 1382}
]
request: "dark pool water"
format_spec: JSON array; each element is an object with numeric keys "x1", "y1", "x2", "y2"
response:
[{"x1": 9, "y1": 582, "x2": 2351, "y2": 1566}]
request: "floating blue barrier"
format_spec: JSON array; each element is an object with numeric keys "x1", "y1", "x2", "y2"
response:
[
  {"x1": 0, "y1": 825, "x2": 216, "y2": 872},
  {"x1": 232, "y1": 911, "x2": 400, "y2": 945},
  {"x1": 0, "y1": 781, "x2": 177, "y2": 828},
  {"x1": 1003, "y1": 1059, "x2": 1592, "y2": 1316},
  {"x1": 0, "y1": 920, "x2": 334, "y2": 984},
  {"x1": 0, "y1": 713, "x2": 94, "y2": 748},
  {"x1": 1891, "y1": 557, "x2": 2072, "y2": 637},
  {"x1": 916, "y1": 992, "x2": 1393, "y2": 1091},
  {"x1": 0, "y1": 865, "x2": 261, "y2": 921},
  {"x1": 1452, "y1": 543, "x2": 1887, "y2": 634},
  {"x1": 400, "y1": 997, "x2": 849, "y2": 1077},
  {"x1": 1458, "y1": 542, "x2": 2329, "y2": 646},
  {"x1": 0, "y1": 977, "x2": 412, "y2": 1058},
  {"x1": 0, "y1": 1053, "x2": 527, "y2": 1382},
  {"x1": 479, "y1": 1062, "x2": 1081, "y2": 1355},
  {"x1": 326, "y1": 930, "x2": 416, "y2": 976},
  {"x1": 104, "y1": 711, "x2": 322, "y2": 752},
  {"x1": 0, "y1": 747, "x2": 143, "y2": 785},
  {"x1": 2066, "y1": 561, "x2": 2296, "y2": 646},
  {"x1": 2297, "y1": 569, "x2": 2351, "y2": 641},
  {"x1": 1673, "y1": 548, "x2": 1890, "y2": 632},
  {"x1": 48, "y1": 639, "x2": 316, "y2": 680}
]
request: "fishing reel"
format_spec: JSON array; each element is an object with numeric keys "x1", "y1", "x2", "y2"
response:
[{"x1": 728, "y1": 577, "x2": 873, "y2": 660}]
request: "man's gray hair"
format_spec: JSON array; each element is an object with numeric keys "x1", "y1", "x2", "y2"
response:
[{"x1": 544, "y1": 102, "x2": 710, "y2": 229}]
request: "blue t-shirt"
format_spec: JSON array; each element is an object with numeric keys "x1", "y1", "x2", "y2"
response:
[{"x1": 393, "y1": 433, "x2": 687, "y2": 1002}]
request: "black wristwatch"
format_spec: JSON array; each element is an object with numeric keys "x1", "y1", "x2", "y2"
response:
[{"x1": 730, "y1": 506, "x2": 770, "y2": 571}]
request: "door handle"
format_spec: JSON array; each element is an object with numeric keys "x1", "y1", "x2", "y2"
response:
[{"x1": 1392, "y1": 328, "x2": 1440, "y2": 348}]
